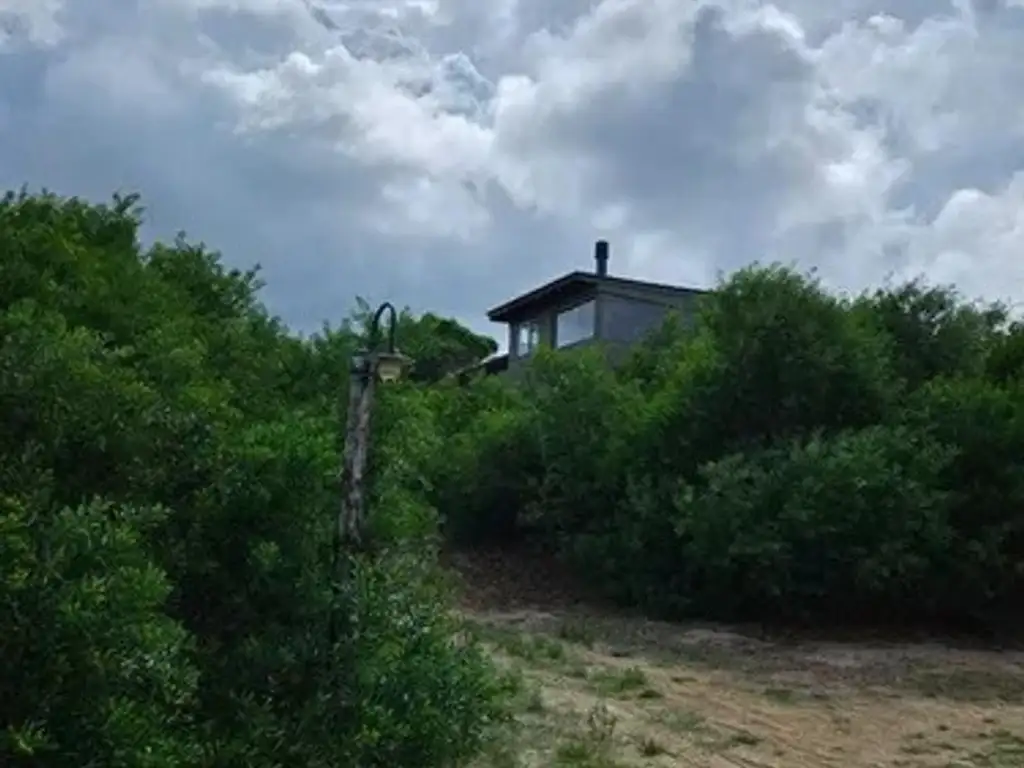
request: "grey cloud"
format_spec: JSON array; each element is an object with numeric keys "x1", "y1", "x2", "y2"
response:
[
  {"x1": 490, "y1": 4, "x2": 820, "y2": 273},
  {"x1": 3, "y1": 0, "x2": 1024, "y2": 339}
]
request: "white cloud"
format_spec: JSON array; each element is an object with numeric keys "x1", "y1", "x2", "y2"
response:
[
  {"x1": 2, "y1": 0, "x2": 1024, "y2": 335},
  {"x1": 898, "y1": 173, "x2": 1024, "y2": 296},
  {"x1": 0, "y1": 0, "x2": 65, "y2": 49}
]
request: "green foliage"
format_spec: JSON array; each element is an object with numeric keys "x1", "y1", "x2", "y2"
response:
[
  {"x1": 431, "y1": 380, "x2": 541, "y2": 545},
  {"x1": 899, "y1": 377, "x2": 1024, "y2": 617},
  {"x1": 0, "y1": 189, "x2": 508, "y2": 768},
  {"x1": 343, "y1": 554, "x2": 513, "y2": 767},
  {"x1": 670, "y1": 425, "x2": 955, "y2": 621},
  {"x1": 689, "y1": 265, "x2": 896, "y2": 451},
  {"x1": 435, "y1": 262, "x2": 1024, "y2": 630},
  {"x1": 856, "y1": 280, "x2": 1006, "y2": 391},
  {"x1": 350, "y1": 297, "x2": 498, "y2": 384},
  {"x1": 0, "y1": 496, "x2": 199, "y2": 768},
  {"x1": 985, "y1": 321, "x2": 1024, "y2": 383},
  {"x1": 517, "y1": 346, "x2": 636, "y2": 539},
  {"x1": 7, "y1": 183, "x2": 1024, "y2": 768}
]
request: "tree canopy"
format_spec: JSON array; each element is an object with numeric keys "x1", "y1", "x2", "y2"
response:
[
  {"x1": 3, "y1": 189, "x2": 1023, "y2": 767},
  {"x1": 0, "y1": 190, "x2": 507, "y2": 767}
]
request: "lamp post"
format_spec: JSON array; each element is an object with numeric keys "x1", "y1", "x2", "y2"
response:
[
  {"x1": 338, "y1": 301, "x2": 411, "y2": 553},
  {"x1": 330, "y1": 302, "x2": 410, "y2": 648}
]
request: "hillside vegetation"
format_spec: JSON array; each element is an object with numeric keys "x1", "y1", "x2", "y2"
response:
[
  {"x1": 439, "y1": 265, "x2": 1024, "y2": 631},
  {"x1": 2, "y1": 190, "x2": 1023, "y2": 767},
  {"x1": 0, "y1": 191, "x2": 506, "y2": 767}
]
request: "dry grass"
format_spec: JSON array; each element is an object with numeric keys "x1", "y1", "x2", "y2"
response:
[
  {"x1": 468, "y1": 611, "x2": 1024, "y2": 768},
  {"x1": 451, "y1": 549, "x2": 1024, "y2": 768}
]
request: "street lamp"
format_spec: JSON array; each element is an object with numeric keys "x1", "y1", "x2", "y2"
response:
[
  {"x1": 375, "y1": 351, "x2": 408, "y2": 383},
  {"x1": 351, "y1": 301, "x2": 412, "y2": 385},
  {"x1": 340, "y1": 301, "x2": 411, "y2": 550},
  {"x1": 331, "y1": 301, "x2": 412, "y2": 647}
]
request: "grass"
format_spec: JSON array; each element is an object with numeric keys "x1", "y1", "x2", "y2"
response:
[
  {"x1": 968, "y1": 729, "x2": 1024, "y2": 767},
  {"x1": 454, "y1": 548, "x2": 1024, "y2": 767},
  {"x1": 587, "y1": 666, "x2": 651, "y2": 698},
  {"x1": 467, "y1": 613, "x2": 1024, "y2": 768}
]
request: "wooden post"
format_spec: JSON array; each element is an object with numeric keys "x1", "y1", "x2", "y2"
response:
[
  {"x1": 329, "y1": 359, "x2": 376, "y2": 649},
  {"x1": 331, "y1": 303, "x2": 403, "y2": 652},
  {"x1": 339, "y1": 359, "x2": 377, "y2": 552}
]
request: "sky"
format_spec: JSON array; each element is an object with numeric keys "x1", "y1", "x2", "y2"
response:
[{"x1": 2, "y1": 0, "x2": 1024, "y2": 340}]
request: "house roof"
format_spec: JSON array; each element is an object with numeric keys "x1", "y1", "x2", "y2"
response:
[{"x1": 487, "y1": 270, "x2": 707, "y2": 324}]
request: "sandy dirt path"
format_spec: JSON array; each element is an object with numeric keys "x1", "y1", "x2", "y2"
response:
[{"x1": 449, "y1": 548, "x2": 1024, "y2": 768}]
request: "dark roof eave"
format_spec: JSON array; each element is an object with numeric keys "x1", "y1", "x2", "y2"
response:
[
  {"x1": 486, "y1": 271, "x2": 596, "y2": 323},
  {"x1": 487, "y1": 271, "x2": 713, "y2": 324}
]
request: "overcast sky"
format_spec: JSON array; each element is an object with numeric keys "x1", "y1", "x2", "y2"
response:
[{"x1": 2, "y1": 0, "x2": 1024, "y2": 339}]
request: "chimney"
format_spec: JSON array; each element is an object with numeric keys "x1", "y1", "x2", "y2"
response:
[{"x1": 594, "y1": 239, "x2": 609, "y2": 276}]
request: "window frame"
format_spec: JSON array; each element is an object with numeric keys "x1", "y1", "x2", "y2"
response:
[
  {"x1": 555, "y1": 298, "x2": 597, "y2": 348},
  {"x1": 515, "y1": 318, "x2": 541, "y2": 357}
]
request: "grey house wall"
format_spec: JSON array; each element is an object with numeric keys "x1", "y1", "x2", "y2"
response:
[
  {"x1": 597, "y1": 285, "x2": 699, "y2": 341},
  {"x1": 503, "y1": 284, "x2": 701, "y2": 375},
  {"x1": 599, "y1": 294, "x2": 674, "y2": 343}
]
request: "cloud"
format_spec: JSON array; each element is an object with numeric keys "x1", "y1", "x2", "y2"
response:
[
  {"x1": 0, "y1": 0, "x2": 65, "y2": 50},
  {"x1": 2, "y1": 0, "x2": 1024, "y2": 336}
]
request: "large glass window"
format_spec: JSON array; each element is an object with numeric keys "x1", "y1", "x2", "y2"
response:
[
  {"x1": 600, "y1": 295, "x2": 692, "y2": 343},
  {"x1": 556, "y1": 300, "x2": 596, "y2": 348},
  {"x1": 515, "y1": 320, "x2": 541, "y2": 357}
]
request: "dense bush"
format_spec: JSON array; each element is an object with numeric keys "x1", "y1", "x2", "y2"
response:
[
  {"x1": 429, "y1": 376, "x2": 542, "y2": 545},
  {"x1": 0, "y1": 190, "x2": 508, "y2": 767},
  {"x1": 6, "y1": 185, "x2": 1023, "y2": 766},
  {"x1": 668, "y1": 425, "x2": 955, "y2": 621},
  {"x1": 439, "y1": 263, "x2": 1024, "y2": 629},
  {"x1": 1, "y1": 496, "x2": 199, "y2": 768}
]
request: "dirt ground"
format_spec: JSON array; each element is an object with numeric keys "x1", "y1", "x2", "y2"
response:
[{"x1": 448, "y1": 548, "x2": 1024, "y2": 768}]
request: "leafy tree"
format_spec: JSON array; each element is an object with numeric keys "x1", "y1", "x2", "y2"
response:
[
  {"x1": 429, "y1": 377, "x2": 542, "y2": 545},
  {"x1": 0, "y1": 189, "x2": 509, "y2": 768},
  {"x1": 669, "y1": 426, "x2": 955, "y2": 622},
  {"x1": 855, "y1": 280, "x2": 1005, "y2": 391},
  {"x1": 899, "y1": 376, "x2": 1024, "y2": 621},
  {"x1": 0, "y1": 496, "x2": 199, "y2": 768},
  {"x1": 986, "y1": 320, "x2": 1024, "y2": 384}
]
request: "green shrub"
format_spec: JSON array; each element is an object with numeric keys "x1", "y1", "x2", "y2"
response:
[
  {"x1": 343, "y1": 553, "x2": 513, "y2": 767},
  {"x1": 430, "y1": 378, "x2": 542, "y2": 545},
  {"x1": 0, "y1": 189, "x2": 512, "y2": 768},
  {"x1": 623, "y1": 266, "x2": 898, "y2": 489},
  {"x1": 985, "y1": 321, "x2": 1024, "y2": 384},
  {"x1": 518, "y1": 346, "x2": 638, "y2": 541},
  {"x1": 855, "y1": 280, "x2": 1005, "y2": 391},
  {"x1": 569, "y1": 472, "x2": 695, "y2": 610},
  {"x1": 0, "y1": 496, "x2": 199, "y2": 768},
  {"x1": 900, "y1": 376, "x2": 1024, "y2": 619},
  {"x1": 694, "y1": 265, "x2": 897, "y2": 448},
  {"x1": 674, "y1": 425, "x2": 955, "y2": 621},
  {"x1": 575, "y1": 426, "x2": 955, "y2": 622}
]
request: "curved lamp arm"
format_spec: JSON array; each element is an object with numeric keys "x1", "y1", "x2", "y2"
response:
[{"x1": 369, "y1": 301, "x2": 398, "y2": 354}]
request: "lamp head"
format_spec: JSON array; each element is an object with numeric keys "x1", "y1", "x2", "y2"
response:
[{"x1": 374, "y1": 350, "x2": 412, "y2": 383}]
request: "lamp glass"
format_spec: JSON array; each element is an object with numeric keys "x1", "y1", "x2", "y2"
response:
[{"x1": 374, "y1": 351, "x2": 409, "y2": 383}]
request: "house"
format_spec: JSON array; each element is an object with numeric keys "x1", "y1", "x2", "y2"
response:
[{"x1": 481, "y1": 240, "x2": 707, "y2": 374}]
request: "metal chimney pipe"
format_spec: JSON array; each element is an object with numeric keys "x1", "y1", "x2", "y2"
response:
[{"x1": 594, "y1": 239, "x2": 609, "y2": 276}]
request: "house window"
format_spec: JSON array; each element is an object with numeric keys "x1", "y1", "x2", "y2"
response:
[
  {"x1": 556, "y1": 300, "x2": 596, "y2": 348},
  {"x1": 516, "y1": 320, "x2": 541, "y2": 357}
]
